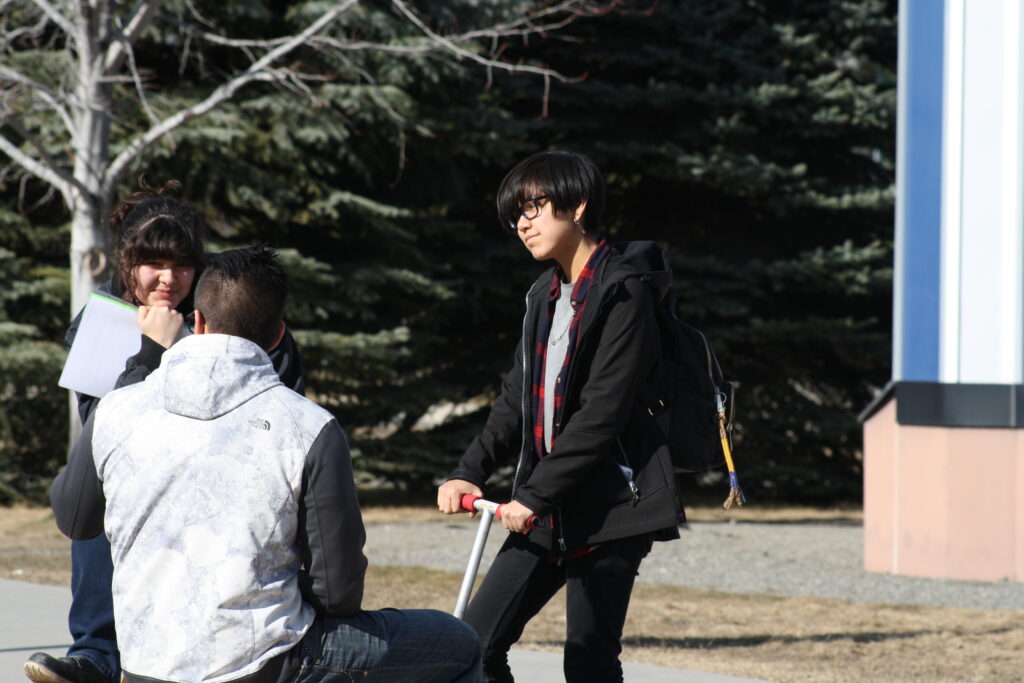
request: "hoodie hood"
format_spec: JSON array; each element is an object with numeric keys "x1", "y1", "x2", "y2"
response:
[
  {"x1": 154, "y1": 334, "x2": 282, "y2": 420},
  {"x1": 526, "y1": 240, "x2": 674, "y2": 311},
  {"x1": 602, "y1": 240, "x2": 672, "y2": 301}
]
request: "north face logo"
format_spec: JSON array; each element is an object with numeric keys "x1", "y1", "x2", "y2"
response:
[{"x1": 249, "y1": 418, "x2": 271, "y2": 431}]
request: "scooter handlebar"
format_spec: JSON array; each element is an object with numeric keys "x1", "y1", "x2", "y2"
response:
[{"x1": 459, "y1": 494, "x2": 543, "y2": 531}]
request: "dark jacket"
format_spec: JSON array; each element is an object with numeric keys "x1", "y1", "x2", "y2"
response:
[
  {"x1": 449, "y1": 241, "x2": 684, "y2": 550},
  {"x1": 65, "y1": 277, "x2": 306, "y2": 423}
]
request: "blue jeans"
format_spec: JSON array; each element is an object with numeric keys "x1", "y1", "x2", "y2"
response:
[
  {"x1": 68, "y1": 535, "x2": 119, "y2": 681},
  {"x1": 290, "y1": 609, "x2": 482, "y2": 682}
]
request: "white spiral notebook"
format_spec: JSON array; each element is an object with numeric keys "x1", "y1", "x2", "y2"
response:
[{"x1": 58, "y1": 292, "x2": 143, "y2": 398}]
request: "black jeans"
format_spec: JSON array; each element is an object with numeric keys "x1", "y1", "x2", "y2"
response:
[{"x1": 463, "y1": 531, "x2": 654, "y2": 683}]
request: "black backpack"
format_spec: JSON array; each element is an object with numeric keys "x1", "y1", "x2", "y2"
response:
[{"x1": 638, "y1": 271, "x2": 745, "y2": 508}]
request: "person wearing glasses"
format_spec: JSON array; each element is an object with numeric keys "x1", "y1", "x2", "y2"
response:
[
  {"x1": 25, "y1": 181, "x2": 305, "y2": 683},
  {"x1": 437, "y1": 150, "x2": 685, "y2": 682}
]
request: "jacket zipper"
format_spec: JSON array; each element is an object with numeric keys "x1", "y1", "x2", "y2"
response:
[
  {"x1": 555, "y1": 507, "x2": 567, "y2": 554},
  {"x1": 557, "y1": 280, "x2": 629, "y2": 552},
  {"x1": 617, "y1": 437, "x2": 641, "y2": 506},
  {"x1": 516, "y1": 274, "x2": 634, "y2": 548},
  {"x1": 512, "y1": 281, "x2": 540, "y2": 496}
]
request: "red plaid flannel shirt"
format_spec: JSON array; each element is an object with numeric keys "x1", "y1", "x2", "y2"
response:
[{"x1": 531, "y1": 240, "x2": 611, "y2": 458}]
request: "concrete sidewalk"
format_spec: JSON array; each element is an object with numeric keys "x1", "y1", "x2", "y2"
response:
[{"x1": 0, "y1": 577, "x2": 772, "y2": 683}]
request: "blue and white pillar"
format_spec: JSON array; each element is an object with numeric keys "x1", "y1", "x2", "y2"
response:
[{"x1": 863, "y1": 0, "x2": 1024, "y2": 582}]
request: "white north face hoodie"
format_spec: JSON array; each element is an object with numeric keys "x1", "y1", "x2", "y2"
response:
[{"x1": 52, "y1": 334, "x2": 367, "y2": 683}]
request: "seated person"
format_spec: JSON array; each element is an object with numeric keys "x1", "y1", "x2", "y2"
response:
[
  {"x1": 49, "y1": 247, "x2": 481, "y2": 683},
  {"x1": 27, "y1": 181, "x2": 306, "y2": 683}
]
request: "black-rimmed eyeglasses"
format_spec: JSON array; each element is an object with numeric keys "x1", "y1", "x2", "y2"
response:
[{"x1": 507, "y1": 195, "x2": 549, "y2": 230}]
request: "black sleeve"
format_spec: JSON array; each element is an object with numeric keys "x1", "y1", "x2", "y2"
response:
[
  {"x1": 269, "y1": 327, "x2": 306, "y2": 395},
  {"x1": 50, "y1": 413, "x2": 105, "y2": 540},
  {"x1": 114, "y1": 335, "x2": 166, "y2": 390},
  {"x1": 514, "y1": 279, "x2": 659, "y2": 515},
  {"x1": 447, "y1": 339, "x2": 526, "y2": 488},
  {"x1": 75, "y1": 393, "x2": 100, "y2": 426},
  {"x1": 296, "y1": 420, "x2": 367, "y2": 616}
]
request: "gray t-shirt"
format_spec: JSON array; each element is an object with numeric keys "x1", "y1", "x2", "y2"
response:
[{"x1": 544, "y1": 280, "x2": 576, "y2": 453}]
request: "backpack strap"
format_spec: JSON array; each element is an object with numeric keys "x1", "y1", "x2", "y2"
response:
[{"x1": 636, "y1": 273, "x2": 669, "y2": 417}]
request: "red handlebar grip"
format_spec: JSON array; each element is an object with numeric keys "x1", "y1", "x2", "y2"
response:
[
  {"x1": 495, "y1": 503, "x2": 543, "y2": 531},
  {"x1": 462, "y1": 496, "x2": 544, "y2": 532}
]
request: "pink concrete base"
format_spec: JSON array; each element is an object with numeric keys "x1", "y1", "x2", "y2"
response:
[{"x1": 863, "y1": 399, "x2": 1023, "y2": 582}]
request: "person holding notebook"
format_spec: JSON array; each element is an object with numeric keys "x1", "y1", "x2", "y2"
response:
[
  {"x1": 49, "y1": 247, "x2": 480, "y2": 683},
  {"x1": 25, "y1": 180, "x2": 304, "y2": 683}
]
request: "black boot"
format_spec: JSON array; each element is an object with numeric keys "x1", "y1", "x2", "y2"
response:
[{"x1": 23, "y1": 653, "x2": 114, "y2": 683}]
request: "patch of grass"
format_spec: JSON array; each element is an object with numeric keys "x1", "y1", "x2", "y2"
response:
[
  {"x1": 0, "y1": 506, "x2": 70, "y2": 586},
  {"x1": 5, "y1": 505, "x2": 1021, "y2": 683}
]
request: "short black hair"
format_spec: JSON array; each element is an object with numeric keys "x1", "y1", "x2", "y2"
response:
[
  {"x1": 496, "y1": 150, "x2": 606, "y2": 234},
  {"x1": 194, "y1": 247, "x2": 287, "y2": 349}
]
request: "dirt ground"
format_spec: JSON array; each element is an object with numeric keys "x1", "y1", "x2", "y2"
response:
[{"x1": 3, "y1": 505, "x2": 1022, "y2": 683}]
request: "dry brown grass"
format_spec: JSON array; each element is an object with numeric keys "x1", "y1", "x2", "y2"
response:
[
  {"x1": 4, "y1": 505, "x2": 1021, "y2": 683},
  {"x1": 360, "y1": 568, "x2": 1024, "y2": 683},
  {"x1": 0, "y1": 505, "x2": 70, "y2": 586}
]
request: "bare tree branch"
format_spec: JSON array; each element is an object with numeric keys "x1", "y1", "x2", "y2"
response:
[
  {"x1": 22, "y1": 177, "x2": 59, "y2": 215},
  {"x1": 188, "y1": 0, "x2": 592, "y2": 56},
  {"x1": 335, "y1": 52, "x2": 434, "y2": 138},
  {"x1": 0, "y1": 130, "x2": 76, "y2": 199},
  {"x1": 448, "y1": 0, "x2": 600, "y2": 42},
  {"x1": 0, "y1": 65, "x2": 59, "y2": 101},
  {"x1": 188, "y1": 31, "x2": 291, "y2": 50},
  {"x1": 104, "y1": 0, "x2": 166, "y2": 75},
  {"x1": 105, "y1": 0, "x2": 360, "y2": 193},
  {"x1": 329, "y1": 51, "x2": 428, "y2": 185},
  {"x1": 388, "y1": 0, "x2": 584, "y2": 83},
  {"x1": 262, "y1": 66, "x2": 328, "y2": 104},
  {"x1": 0, "y1": 65, "x2": 76, "y2": 136},
  {"x1": 121, "y1": 37, "x2": 162, "y2": 128},
  {"x1": 0, "y1": 9, "x2": 53, "y2": 52},
  {"x1": 24, "y1": 0, "x2": 75, "y2": 35},
  {"x1": 182, "y1": 0, "x2": 216, "y2": 30},
  {"x1": 5, "y1": 114, "x2": 85, "y2": 192}
]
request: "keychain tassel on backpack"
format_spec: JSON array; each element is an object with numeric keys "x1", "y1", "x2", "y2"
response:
[{"x1": 717, "y1": 397, "x2": 745, "y2": 510}]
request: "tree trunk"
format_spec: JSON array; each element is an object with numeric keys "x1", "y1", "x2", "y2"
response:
[
  {"x1": 66, "y1": 5, "x2": 115, "y2": 445},
  {"x1": 69, "y1": 195, "x2": 109, "y2": 318},
  {"x1": 67, "y1": 192, "x2": 108, "y2": 446}
]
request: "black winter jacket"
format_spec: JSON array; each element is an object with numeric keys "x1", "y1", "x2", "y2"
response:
[
  {"x1": 448, "y1": 241, "x2": 684, "y2": 550},
  {"x1": 65, "y1": 278, "x2": 306, "y2": 423}
]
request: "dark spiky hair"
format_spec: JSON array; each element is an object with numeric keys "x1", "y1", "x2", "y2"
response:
[{"x1": 194, "y1": 246, "x2": 287, "y2": 349}]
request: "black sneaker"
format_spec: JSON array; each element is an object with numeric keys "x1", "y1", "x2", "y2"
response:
[{"x1": 23, "y1": 653, "x2": 114, "y2": 683}]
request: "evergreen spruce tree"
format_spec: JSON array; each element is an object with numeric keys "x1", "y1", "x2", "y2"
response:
[
  {"x1": 456, "y1": 0, "x2": 898, "y2": 502},
  {"x1": 0, "y1": 0, "x2": 599, "y2": 498},
  {"x1": 2, "y1": 0, "x2": 897, "y2": 503},
  {"x1": 0, "y1": 188, "x2": 69, "y2": 502},
  {"x1": 136, "y1": 1, "x2": 581, "y2": 491}
]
